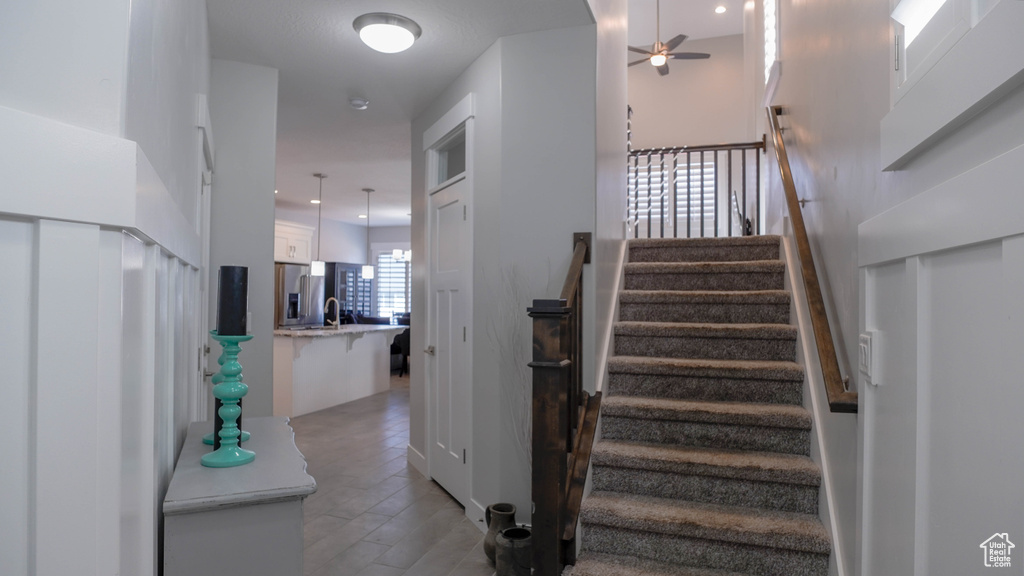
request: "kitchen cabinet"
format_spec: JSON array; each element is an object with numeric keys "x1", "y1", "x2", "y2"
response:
[{"x1": 274, "y1": 221, "x2": 314, "y2": 264}]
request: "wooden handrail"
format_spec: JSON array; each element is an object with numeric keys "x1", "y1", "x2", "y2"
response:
[
  {"x1": 629, "y1": 138, "x2": 766, "y2": 156},
  {"x1": 560, "y1": 237, "x2": 589, "y2": 306},
  {"x1": 766, "y1": 106, "x2": 857, "y2": 414}
]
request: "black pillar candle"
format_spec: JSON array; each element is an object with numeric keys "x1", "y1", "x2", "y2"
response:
[{"x1": 217, "y1": 266, "x2": 248, "y2": 336}]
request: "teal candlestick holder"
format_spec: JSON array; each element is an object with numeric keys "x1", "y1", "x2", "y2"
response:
[
  {"x1": 201, "y1": 331, "x2": 255, "y2": 468},
  {"x1": 203, "y1": 344, "x2": 250, "y2": 445}
]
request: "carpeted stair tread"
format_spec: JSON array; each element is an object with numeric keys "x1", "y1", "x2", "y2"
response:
[
  {"x1": 608, "y1": 356, "x2": 804, "y2": 381},
  {"x1": 630, "y1": 236, "x2": 781, "y2": 263},
  {"x1": 624, "y1": 261, "x2": 786, "y2": 291},
  {"x1": 619, "y1": 290, "x2": 791, "y2": 324},
  {"x1": 620, "y1": 289, "x2": 790, "y2": 305},
  {"x1": 567, "y1": 552, "x2": 745, "y2": 576},
  {"x1": 606, "y1": 356, "x2": 805, "y2": 405},
  {"x1": 581, "y1": 491, "x2": 832, "y2": 555},
  {"x1": 625, "y1": 260, "x2": 785, "y2": 275},
  {"x1": 615, "y1": 322, "x2": 798, "y2": 362},
  {"x1": 593, "y1": 440, "x2": 820, "y2": 486},
  {"x1": 615, "y1": 321, "x2": 796, "y2": 340},
  {"x1": 601, "y1": 395, "x2": 811, "y2": 430}
]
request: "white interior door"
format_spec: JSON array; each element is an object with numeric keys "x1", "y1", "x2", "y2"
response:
[{"x1": 427, "y1": 175, "x2": 470, "y2": 504}]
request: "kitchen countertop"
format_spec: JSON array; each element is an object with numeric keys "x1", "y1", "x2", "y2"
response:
[{"x1": 273, "y1": 324, "x2": 405, "y2": 338}]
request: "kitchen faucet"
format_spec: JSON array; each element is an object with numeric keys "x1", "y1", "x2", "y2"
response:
[{"x1": 324, "y1": 297, "x2": 341, "y2": 328}]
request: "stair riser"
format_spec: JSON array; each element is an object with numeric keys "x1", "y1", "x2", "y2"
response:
[
  {"x1": 608, "y1": 373, "x2": 803, "y2": 405},
  {"x1": 625, "y1": 272, "x2": 784, "y2": 291},
  {"x1": 630, "y1": 245, "x2": 780, "y2": 263},
  {"x1": 615, "y1": 335, "x2": 796, "y2": 362},
  {"x1": 592, "y1": 467, "x2": 819, "y2": 514},
  {"x1": 619, "y1": 302, "x2": 790, "y2": 324},
  {"x1": 581, "y1": 525, "x2": 828, "y2": 576},
  {"x1": 601, "y1": 417, "x2": 811, "y2": 455}
]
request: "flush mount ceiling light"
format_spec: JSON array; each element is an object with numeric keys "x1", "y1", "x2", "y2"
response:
[
  {"x1": 715, "y1": 5, "x2": 727, "y2": 14},
  {"x1": 349, "y1": 97, "x2": 369, "y2": 110},
  {"x1": 353, "y1": 13, "x2": 421, "y2": 54}
]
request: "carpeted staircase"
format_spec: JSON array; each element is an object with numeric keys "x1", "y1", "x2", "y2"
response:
[{"x1": 568, "y1": 235, "x2": 831, "y2": 576}]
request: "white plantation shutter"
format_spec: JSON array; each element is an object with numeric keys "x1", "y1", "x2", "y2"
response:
[{"x1": 376, "y1": 252, "x2": 410, "y2": 317}]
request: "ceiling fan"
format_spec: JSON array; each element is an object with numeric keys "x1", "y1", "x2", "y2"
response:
[{"x1": 628, "y1": 0, "x2": 711, "y2": 76}]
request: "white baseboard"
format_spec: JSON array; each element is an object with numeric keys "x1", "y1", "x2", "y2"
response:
[{"x1": 406, "y1": 444, "x2": 428, "y2": 478}]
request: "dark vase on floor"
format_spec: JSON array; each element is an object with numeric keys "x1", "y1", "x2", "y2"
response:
[
  {"x1": 495, "y1": 526, "x2": 532, "y2": 576},
  {"x1": 483, "y1": 503, "x2": 516, "y2": 565}
]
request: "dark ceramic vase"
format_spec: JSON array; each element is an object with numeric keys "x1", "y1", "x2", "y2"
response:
[
  {"x1": 495, "y1": 526, "x2": 532, "y2": 576},
  {"x1": 483, "y1": 503, "x2": 517, "y2": 565}
]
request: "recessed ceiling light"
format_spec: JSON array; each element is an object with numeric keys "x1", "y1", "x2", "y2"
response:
[
  {"x1": 349, "y1": 97, "x2": 369, "y2": 110},
  {"x1": 358, "y1": 214, "x2": 367, "y2": 219},
  {"x1": 310, "y1": 199, "x2": 321, "y2": 204},
  {"x1": 715, "y1": 5, "x2": 727, "y2": 13},
  {"x1": 353, "y1": 13, "x2": 421, "y2": 54},
  {"x1": 274, "y1": 189, "x2": 278, "y2": 194}
]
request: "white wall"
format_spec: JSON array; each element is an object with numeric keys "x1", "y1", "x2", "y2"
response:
[
  {"x1": 371, "y1": 225, "x2": 412, "y2": 244},
  {"x1": 410, "y1": 36, "x2": 502, "y2": 519},
  {"x1": 125, "y1": 0, "x2": 211, "y2": 229},
  {"x1": 587, "y1": 0, "x2": 629, "y2": 398},
  {"x1": 0, "y1": 1, "x2": 211, "y2": 574},
  {"x1": 766, "y1": 0, "x2": 1024, "y2": 574},
  {"x1": 411, "y1": 23, "x2": 599, "y2": 525},
  {"x1": 275, "y1": 206, "x2": 369, "y2": 263},
  {"x1": 0, "y1": 0, "x2": 129, "y2": 135},
  {"x1": 629, "y1": 34, "x2": 750, "y2": 149},
  {"x1": 209, "y1": 59, "x2": 279, "y2": 418}
]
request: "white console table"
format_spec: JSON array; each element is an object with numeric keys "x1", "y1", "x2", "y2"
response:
[{"x1": 163, "y1": 417, "x2": 317, "y2": 576}]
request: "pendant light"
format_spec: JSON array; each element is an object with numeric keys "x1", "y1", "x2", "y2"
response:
[
  {"x1": 362, "y1": 188, "x2": 375, "y2": 280},
  {"x1": 311, "y1": 173, "x2": 326, "y2": 277}
]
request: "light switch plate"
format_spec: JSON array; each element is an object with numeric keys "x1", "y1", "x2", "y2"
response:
[{"x1": 859, "y1": 331, "x2": 880, "y2": 386}]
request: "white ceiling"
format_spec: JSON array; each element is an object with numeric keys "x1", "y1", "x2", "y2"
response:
[{"x1": 207, "y1": 0, "x2": 742, "y2": 228}]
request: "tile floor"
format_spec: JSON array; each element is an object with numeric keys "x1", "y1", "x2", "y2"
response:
[{"x1": 291, "y1": 375, "x2": 495, "y2": 576}]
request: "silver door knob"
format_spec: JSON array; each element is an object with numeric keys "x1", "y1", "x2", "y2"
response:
[{"x1": 424, "y1": 345, "x2": 435, "y2": 355}]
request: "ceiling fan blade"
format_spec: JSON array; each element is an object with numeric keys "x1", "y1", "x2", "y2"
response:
[
  {"x1": 628, "y1": 45, "x2": 653, "y2": 55},
  {"x1": 657, "y1": 63, "x2": 670, "y2": 76},
  {"x1": 663, "y1": 34, "x2": 688, "y2": 52},
  {"x1": 670, "y1": 52, "x2": 711, "y2": 60},
  {"x1": 629, "y1": 59, "x2": 650, "y2": 67}
]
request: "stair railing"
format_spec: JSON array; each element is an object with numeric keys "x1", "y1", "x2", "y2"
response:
[
  {"x1": 766, "y1": 105, "x2": 857, "y2": 413},
  {"x1": 627, "y1": 137, "x2": 766, "y2": 239},
  {"x1": 528, "y1": 232, "x2": 603, "y2": 576}
]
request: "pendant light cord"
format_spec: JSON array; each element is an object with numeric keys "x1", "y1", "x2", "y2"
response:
[{"x1": 314, "y1": 173, "x2": 326, "y2": 261}]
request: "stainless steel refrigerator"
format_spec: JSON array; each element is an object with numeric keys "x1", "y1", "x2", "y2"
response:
[{"x1": 275, "y1": 263, "x2": 325, "y2": 329}]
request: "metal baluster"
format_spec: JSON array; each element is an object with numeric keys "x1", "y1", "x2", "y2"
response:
[
  {"x1": 672, "y1": 154, "x2": 679, "y2": 238},
  {"x1": 686, "y1": 151, "x2": 692, "y2": 239},
  {"x1": 659, "y1": 152, "x2": 666, "y2": 238},
  {"x1": 756, "y1": 145, "x2": 762, "y2": 234},
  {"x1": 646, "y1": 152, "x2": 653, "y2": 239},
  {"x1": 742, "y1": 149, "x2": 747, "y2": 236},
  {"x1": 713, "y1": 151, "x2": 719, "y2": 237},
  {"x1": 727, "y1": 149, "x2": 733, "y2": 237},
  {"x1": 700, "y1": 150, "x2": 705, "y2": 238}
]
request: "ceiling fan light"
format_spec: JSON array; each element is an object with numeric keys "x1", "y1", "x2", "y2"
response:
[
  {"x1": 354, "y1": 13, "x2": 421, "y2": 54},
  {"x1": 650, "y1": 54, "x2": 668, "y2": 67}
]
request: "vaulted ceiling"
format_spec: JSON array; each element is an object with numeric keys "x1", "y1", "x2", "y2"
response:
[{"x1": 207, "y1": 0, "x2": 742, "y2": 227}]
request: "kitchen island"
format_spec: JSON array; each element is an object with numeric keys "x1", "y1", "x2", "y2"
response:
[{"x1": 273, "y1": 325, "x2": 405, "y2": 417}]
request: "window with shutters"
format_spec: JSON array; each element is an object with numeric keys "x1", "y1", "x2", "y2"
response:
[{"x1": 376, "y1": 252, "x2": 411, "y2": 318}]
